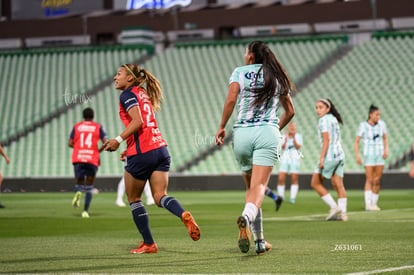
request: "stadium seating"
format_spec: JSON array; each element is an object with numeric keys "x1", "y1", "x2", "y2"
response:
[
  {"x1": 0, "y1": 46, "x2": 149, "y2": 177},
  {"x1": 1, "y1": 33, "x2": 412, "y2": 177},
  {"x1": 183, "y1": 33, "x2": 414, "y2": 174},
  {"x1": 0, "y1": 46, "x2": 149, "y2": 143}
]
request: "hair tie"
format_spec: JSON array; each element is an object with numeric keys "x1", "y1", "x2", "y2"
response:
[{"x1": 319, "y1": 98, "x2": 331, "y2": 109}]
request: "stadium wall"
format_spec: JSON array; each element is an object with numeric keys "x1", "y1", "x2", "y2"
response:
[
  {"x1": 1, "y1": 172, "x2": 412, "y2": 192},
  {"x1": 0, "y1": 0, "x2": 413, "y2": 44}
]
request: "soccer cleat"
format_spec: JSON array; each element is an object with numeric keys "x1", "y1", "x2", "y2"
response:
[
  {"x1": 275, "y1": 196, "x2": 283, "y2": 211},
  {"x1": 337, "y1": 213, "x2": 348, "y2": 222},
  {"x1": 0, "y1": 203, "x2": 5, "y2": 208},
  {"x1": 370, "y1": 204, "x2": 381, "y2": 211},
  {"x1": 365, "y1": 204, "x2": 381, "y2": 211},
  {"x1": 81, "y1": 211, "x2": 90, "y2": 218},
  {"x1": 181, "y1": 211, "x2": 201, "y2": 241},
  {"x1": 255, "y1": 239, "x2": 272, "y2": 255},
  {"x1": 116, "y1": 199, "x2": 126, "y2": 207},
  {"x1": 72, "y1": 191, "x2": 81, "y2": 208},
  {"x1": 290, "y1": 198, "x2": 296, "y2": 204},
  {"x1": 130, "y1": 242, "x2": 158, "y2": 254},
  {"x1": 237, "y1": 216, "x2": 251, "y2": 253},
  {"x1": 326, "y1": 207, "x2": 341, "y2": 221}
]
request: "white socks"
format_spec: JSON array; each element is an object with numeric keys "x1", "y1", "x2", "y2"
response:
[
  {"x1": 364, "y1": 190, "x2": 372, "y2": 207},
  {"x1": 251, "y1": 208, "x2": 264, "y2": 240},
  {"x1": 290, "y1": 184, "x2": 299, "y2": 200},
  {"x1": 338, "y1": 198, "x2": 347, "y2": 214},
  {"x1": 321, "y1": 194, "x2": 338, "y2": 209},
  {"x1": 371, "y1": 193, "x2": 379, "y2": 206},
  {"x1": 277, "y1": 185, "x2": 285, "y2": 199},
  {"x1": 117, "y1": 177, "x2": 125, "y2": 201},
  {"x1": 242, "y1": 202, "x2": 258, "y2": 225},
  {"x1": 144, "y1": 181, "x2": 152, "y2": 199}
]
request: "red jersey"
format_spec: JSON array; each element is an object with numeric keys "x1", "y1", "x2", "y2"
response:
[
  {"x1": 119, "y1": 86, "x2": 167, "y2": 156},
  {"x1": 70, "y1": 121, "x2": 107, "y2": 166}
]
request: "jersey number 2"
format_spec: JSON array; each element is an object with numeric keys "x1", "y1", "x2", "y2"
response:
[{"x1": 143, "y1": 103, "x2": 155, "y2": 127}]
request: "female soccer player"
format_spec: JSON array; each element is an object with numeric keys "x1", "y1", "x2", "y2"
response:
[
  {"x1": 354, "y1": 105, "x2": 388, "y2": 211},
  {"x1": 69, "y1": 107, "x2": 107, "y2": 218},
  {"x1": 277, "y1": 122, "x2": 302, "y2": 204},
  {"x1": 0, "y1": 144, "x2": 10, "y2": 208},
  {"x1": 104, "y1": 64, "x2": 200, "y2": 254},
  {"x1": 216, "y1": 41, "x2": 295, "y2": 254},
  {"x1": 311, "y1": 99, "x2": 348, "y2": 221}
]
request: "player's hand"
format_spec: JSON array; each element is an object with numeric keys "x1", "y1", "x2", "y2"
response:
[
  {"x1": 104, "y1": 139, "x2": 120, "y2": 152},
  {"x1": 383, "y1": 151, "x2": 388, "y2": 160},
  {"x1": 319, "y1": 157, "x2": 324, "y2": 169},
  {"x1": 216, "y1": 128, "x2": 225, "y2": 147},
  {"x1": 120, "y1": 150, "x2": 127, "y2": 161},
  {"x1": 356, "y1": 156, "x2": 362, "y2": 165},
  {"x1": 5, "y1": 157, "x2": 9, "y2": 164}
]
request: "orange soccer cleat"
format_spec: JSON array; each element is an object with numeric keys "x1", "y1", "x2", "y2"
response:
[
  {"x1": 130, "y1": 242, "x2": 158, "y2": 254},
  {"x1": 181, "y1": 211, "x2": 201, "y2": 241}
]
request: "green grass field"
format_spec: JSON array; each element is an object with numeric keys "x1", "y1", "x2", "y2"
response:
[{"x1": 0, "y1": 189, "x2": 413, "y2": 274}]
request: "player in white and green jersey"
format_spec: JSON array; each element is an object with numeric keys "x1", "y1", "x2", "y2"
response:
[
  {"x1": 216, "y1": 41, "x2": 295, "y2": 255},
  {"x1": 276, "y1": 122, "x2": 302, "y2": 205},
  {"x1": 354, "y1": 105, "x2": 388, "y2": 211},
  {"x1": 311, "y1": 98, "x2": 348, "y2": 222}
]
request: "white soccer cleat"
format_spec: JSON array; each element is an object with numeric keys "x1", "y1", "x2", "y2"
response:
[
  {"x1": 81, "y1": 211, "x2": 90, "y2": 218},
  {"x1": 366, "y1": 204, "x2": 381, "y2": 211},
  {"x1": 370, "y1": 204, "x2": 381, "y2": 211},
  {"x1": 326, "y1": 207, "x2": 342, "y2": 221},
  {"x1": 116, "y1": 200, "x2": 126, "y2": 207},
  {"x1": 337, "y1": 212, "x2": 348, "y2": 222}
]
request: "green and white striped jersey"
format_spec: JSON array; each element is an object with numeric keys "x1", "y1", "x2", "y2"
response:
[{"x1": 229, "y1": 64, "x2": 281, "y2": 128}]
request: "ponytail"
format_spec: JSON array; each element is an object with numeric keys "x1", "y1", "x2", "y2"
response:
[
  {"x1": 123, "y1": 64, "x2": 164, "y2": 112},
  {"x1": 247, "y1": 41, "x2": 296, "y2": 107},
  {"x1": 325, "y1": 98, "x2": 343, "y2": 125}
]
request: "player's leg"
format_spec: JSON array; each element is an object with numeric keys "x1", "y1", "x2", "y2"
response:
[
  {"x1": 364, "y1": 166, "x2": 375, "y2": 211},
  {"x1": 116, "y1": 177, "x2": 126, "y2": 207},
  {"x1": 82, "y1": 174, "x2": 96, "y2": 218},
  {"x1": 0, "y1": 172, "x2": 4, "y2": 208},
  {"x1": 311, "y1": 170, "x2": 340, "y2": 221},
  {"x1": 150, "y1": 170, "x2": 200, "y2": 241},
  {"x1": 277, "y1": 171, "x2": 287, "y2": 199},
  {"x1": 72, "y1": 164, "x2": 84, "y2": 208},
  {"x1": 243, "y1": 165, "x2": 273, "y2": 254},
  {"x1": 290, "y1": 173, "x2": 299, "y2": 204},
  {"x1": 125, "y1": 171, "x2": 157, "y2": 254},
  {"x1": 371, "y1": 165, "x2": 384, "y2": 210},
  {"x1": 409, "y1": 161, "x2": 414, "y2": 178},
  {"x1": 265, "y1": 186, "x2": 283, "y2": 211},
  {"x1": 331, "y1": 173, "x2": 347, "y2": 221}
]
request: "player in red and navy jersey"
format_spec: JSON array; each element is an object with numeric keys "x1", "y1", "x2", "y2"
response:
[
  {"x1": 69, "y1": 107, "x2": 107, "y2": 218},
  {"x1": 104, "y1": 64, "x2": 200, "y2": 254}
]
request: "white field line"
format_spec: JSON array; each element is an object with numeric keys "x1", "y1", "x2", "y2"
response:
[
  {"x1": 264, "y1": 208, "x2": 414, "y2": 222},
  {"x1": 344, "y1": 265, "x2": 414, "y2": 275}
]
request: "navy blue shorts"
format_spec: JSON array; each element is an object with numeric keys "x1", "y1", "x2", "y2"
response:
[
  {"x1": 73, "y1": 163, "x2": 98, "y2": 179},
  {"x1": 125, "y1": 146, "x2": 170, "y2": 180}
]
